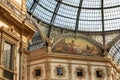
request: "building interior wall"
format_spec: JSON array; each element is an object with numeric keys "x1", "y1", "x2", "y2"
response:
[{"x1": 0, "y1": 0, "x2": 120, "y2": 80}]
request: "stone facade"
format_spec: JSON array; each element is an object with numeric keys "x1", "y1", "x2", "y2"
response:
[
  {"x1": 0, "y1": 0, "x2": 35, "y2": 80},
  {"x1": 28, "y1": 49, "x2": 120, "y2": 80}
]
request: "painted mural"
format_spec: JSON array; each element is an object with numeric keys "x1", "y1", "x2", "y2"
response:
[{"x1": 52, "y1": 38, "x2": 99, "y2": 56}]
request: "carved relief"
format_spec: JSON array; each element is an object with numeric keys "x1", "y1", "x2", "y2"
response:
[
  {"x1": 46, "y1": 37, "x2": 54, "y2": 52},
  {"x1": 21, "y1": 55, "x2": 27, "y2": 80}
]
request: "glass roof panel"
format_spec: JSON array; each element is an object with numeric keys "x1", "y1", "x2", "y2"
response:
[
  {"x1": 57, "y1": 4, "x2": 78, "y2": 19},
  {"x1": 104, "y1": 0, "x2": 120, "y2": 7},
  {"x1": 104, "y1": 19, "x2": 120, "y2": 31},
  {"x1": 38, "y1": 0, "x2": 57, "y2": 12},
  {"x1": 26, "y1": 0, "x2": 120, "y2": 32},
  {"x1": 80, "y1": 9, "x2": 102, "y2": 20},
  {"x1": 26, "y1": 0, "x2": 34, "y2": 11},
  {"x1": 78, "y1": 20, "x2": 102, "y2": 31},
  {"x1": 82, "y1": 0, "x2": 101, "y2": 8},
  {"x1": 62, "y1": 0, "x2": 80, "y2": 6},
  {"x1": 33, "y1": 5, "x2": 53, "y2": 23},
  {"x1": 54, "y1": 15, "x2": 76, "y2": 30},
  {"x1": 104, "y1": 7, "x2": 120, "y2": 20},
  {"x1": 109, "y1": 40, "x2": 120, "y2": 65}
]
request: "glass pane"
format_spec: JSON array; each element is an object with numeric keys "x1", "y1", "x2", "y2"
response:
[
  {"x1": 54, "y1": 15, "x2": 76, "y2": 30},
  {"x1": 3, "y1": 42, "x2": 13, "y2": 70},
  {"x1": 4, "y1": 70, "x2": 13, "y2": 80},
  {"x1": 26, "y1": 0, "x2": 120, "y2": 32},
  {"x1": 104, "y1": 0, "x2": 120, "y2": 7},
  {"x1": 33, "y1": 5, "x2": 53, "y2": 23},
  {"x1": 58, "y1": 4, "x2": 78, "y2": 19},
  {"x1": 35, "y1": 69, "x2": 41, "y2": 76},
  {"x1": 39, "y1": 0, "x2": 57, "y2": 12},
  {"x1": 82, "y1": 0, "x2": 101, "y2": 8},
  {"x1": 62, "y1": 0, "x2": 80, "y2": 6},
  {"x1": 109, "y1": 39, "x2": 120, "y2": 64},
  {"x1": 77, "y1": 69, "x2": 83, "y2": 77},
  {"x1": 57, "y1": 68, "x2": 63, "y2": 75},
  {"x1": 26, "y1": 0, "x2": 34, "y2": 11}
]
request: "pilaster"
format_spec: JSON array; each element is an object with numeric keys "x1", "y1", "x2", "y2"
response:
[
  {"x1": 68, "y1": 61, "x2": 72, "y2": 80},
  {"x1": 88, "y1": 65, "x2": 92, "y2": 80},
  {"x1": 107, "y1": 65, "x2": 112, "y2": 80},
  {"x1": 45, "y1": 60, "x2": 51, "y2": 80}
]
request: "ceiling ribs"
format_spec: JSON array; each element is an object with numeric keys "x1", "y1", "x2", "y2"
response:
[
  {"x1": 30, "y1": 0, "x2": 40, "y2": 13},
  {"x1": 75, "y1": 0, "x2": 83, "y2": 32},
  {"x1": 101, "y1": 0, "x2": 105, "y2": 46},
  {"x1": 47, "y1": 0, "x2": 62, "y2": 37}
]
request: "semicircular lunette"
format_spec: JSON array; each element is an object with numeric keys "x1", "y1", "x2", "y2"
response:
[{"x1": 52, "y1": 37, "x2": 101, "y2": 56}]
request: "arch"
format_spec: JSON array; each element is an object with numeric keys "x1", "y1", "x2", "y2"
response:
[
  {"x1": 108, "y1": 39, "x2": 120, "y2": 66},
  {"x1": 107, "y1": 34, "x2": 120, "y2": 50},
  {"x1": 26, "y1": 14, "x2": 47, "y2": 44},
  {"x1": 52, "y1": 33, "x2": 104, "y2": 56}
]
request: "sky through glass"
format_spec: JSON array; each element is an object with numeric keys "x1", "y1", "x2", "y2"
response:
[{"x1": 26, "y1": 0, "x2": 120, "y2": 32}]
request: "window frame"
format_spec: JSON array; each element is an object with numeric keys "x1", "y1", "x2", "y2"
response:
[
  {"x1": 54, "y1": 65, "x2": 66, "y2": 78},
  {"x1": 75, "y1": 66, "x2": 86, "y2": 79},
  {"x1": 2, "y1": 40, "x2": 15, "y2": 80},
  {"x1": 94, "y1": 68, "x2": 105, "y2": 79},
  {"x1": 56, "y1": 67, "x2": 63, "y2": 75},
  {"x1": 77, "y1": 69, "x2": 83, "y2": 77},
  {"x1": 35, "y1": 69, "x2": 41, "y2": 77},
  {"x1": 32, "y1": 66, "x2": 43, "y2": 79},
  {"x1": 3, "y1": 41, "x2": 15, "y2": 71}
]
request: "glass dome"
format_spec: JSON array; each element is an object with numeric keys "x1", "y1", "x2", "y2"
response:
[
  {"x1": 109, "y1": 39, "x2": 120, "y2": 66},
  {"x1": 26, "y1": 0, "x2": 120, "y2": 32}
]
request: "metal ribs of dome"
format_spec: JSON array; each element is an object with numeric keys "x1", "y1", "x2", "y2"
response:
[
  {"x1": 26, "y1": 0, "x2": 120, "y2": 66},
  {"x1": 26, "y1": 0, "x2": 120, "y2": 33}
]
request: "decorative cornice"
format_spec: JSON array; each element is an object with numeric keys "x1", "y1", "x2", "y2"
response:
[
  {"x1": 29, "y1": 52, "x2": 110, "y2": 62},
  {"x1": 0, "y1": 26, "x2": 20, "y2": 41},
  {"x1": 0, "y1": 0, "x2": 35, "y2": 36},
  {"x1": 28, "y1": 51, "x2": 120, "y2": 72}
]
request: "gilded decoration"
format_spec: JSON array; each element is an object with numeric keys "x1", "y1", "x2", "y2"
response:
[
  {"x1": 32, "y1": 66, "x2": 43, "y2": 79},
  {"x1": 52, "y1": 37, "x2": 99, "y2": 56},
  {"x1": 75, "y1": 66, "x2": 86, "y2": 79},
  {"x1": 54, "y1": 65, "x2": 66, "y2": 78}
]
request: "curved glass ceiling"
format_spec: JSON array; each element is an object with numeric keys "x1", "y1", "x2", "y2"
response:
[
  {"x1": 109, "y1": 39, "x2": 120, "y2": 65},
  {"x1": 26, "y1": 0, "x2": 120, "y2": 32}
]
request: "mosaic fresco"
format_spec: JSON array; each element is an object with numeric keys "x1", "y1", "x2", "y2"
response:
[{"x1": 52, "y1": 38, "x2": 99, "y2": 56}]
